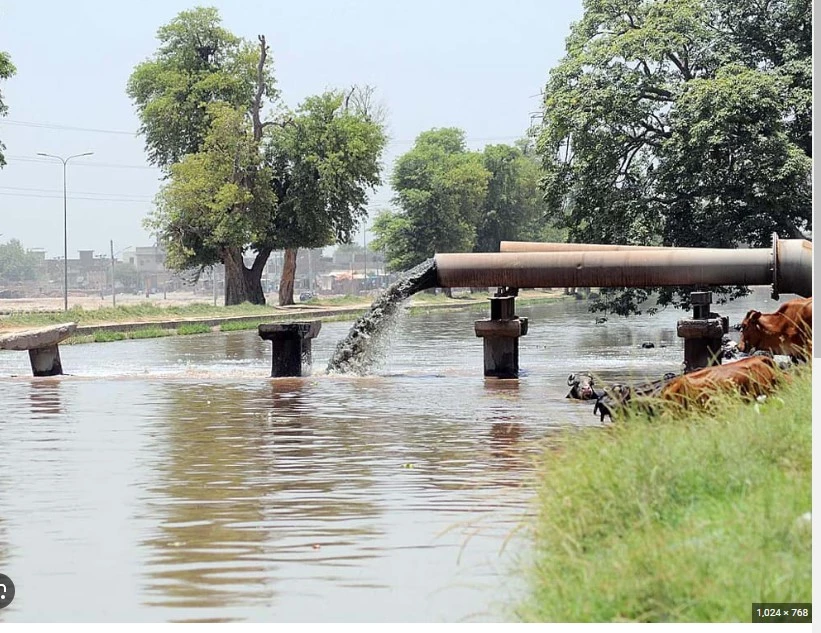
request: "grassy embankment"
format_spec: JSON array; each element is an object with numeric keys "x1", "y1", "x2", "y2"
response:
[
  {"x1": 518, "y1": 366, "x2": 811, "y2": 623},
  {"x1": 1, "y1": 291, "x2": 565, "y2": 344}
]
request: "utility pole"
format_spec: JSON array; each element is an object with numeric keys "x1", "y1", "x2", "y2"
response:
[
  {"x1": 37, "y1": 151, "x2": 94, "y2": 311},
  {"x1": 363, "y1": 229, "x2": 367, "y2": 284},
  {"x1": 110, "y1": 240, "x2": 116, "y2": 308}
]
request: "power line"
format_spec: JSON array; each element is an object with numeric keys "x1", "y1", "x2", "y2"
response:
[
  {"x1": 0, "y1": 184, "x2": 153, "y2": 200},
  {"x1": 0, "y1": 188, "x2": 392, "y2": 207},
  {"x1": 0, "y1": 191, "x2": 153, "y2": 203},
  {"x1": 2, "y1": 118, "x2": 524, "y2": 145},
  {"x1": 1, "y1": 119, "x2": 136, "y2": 135},
  {"x1": 6, "y1": 154, "x2": 158, "y2": 171}
]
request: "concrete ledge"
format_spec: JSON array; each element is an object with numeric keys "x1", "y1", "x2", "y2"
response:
[
  {"x1": 0, "y1": 322, "x2": 77, "y2": 350},
  {"x1": 676, "y1": 318, "x2": 725, "y2": 339},
  {"x1": 474, "y1": 318, "x2": 528, "y2": 338}
]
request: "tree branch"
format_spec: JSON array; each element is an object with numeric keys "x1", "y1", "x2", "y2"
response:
[
  {"x1": 666, "y1": 51, "x2": 692, "y2": 80},
  {"x1": 252, "y1": 35, "x2": 268, "y2": 142},
  {"x1": 251, "y1": 246, "x2": 272, "y2": 274}
]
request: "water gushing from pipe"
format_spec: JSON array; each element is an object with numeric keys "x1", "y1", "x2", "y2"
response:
[{"x1": 326, "y1": 258, "x2": 438, "y2": 374}]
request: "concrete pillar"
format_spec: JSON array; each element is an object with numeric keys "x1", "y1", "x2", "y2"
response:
[
  {"x1": 258, "y1": 321, "x2": 321, "y2": 377},
  {"x1": 0, "y1": 323, "x2": 76, "y2": 377},
  {"x1": 474, "y1": 293, "x2": 528, "y2": 378},
  {"x1": 677, "y1": 291, "x2": 727, "y2": 373},
  {"x1": 29, "y1": 344, "x2": 64, "y2": 377}
]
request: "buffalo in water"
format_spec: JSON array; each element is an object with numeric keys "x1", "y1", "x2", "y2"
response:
[
  {"x1": 566, "y1": 373, "x2": 599, "y2": 400},
  {"x1": 593, "y1": 372, "x2": 679, "y2": 422}
]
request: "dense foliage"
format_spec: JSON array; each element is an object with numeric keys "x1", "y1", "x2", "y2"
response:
[
  {"x1": 132, "y1": 8, "x2": 386, "y2": 305},
  {"x1": 372, "y1": 130, "x2": 558, "y2": 273},
  {"x1": 537, "y1": 0, "x2": 811, "y2": 314}
]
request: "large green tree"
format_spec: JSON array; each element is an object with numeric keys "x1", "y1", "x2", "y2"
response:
[
  {"x1": 475, "y1": 141, "x2": 563, "y2": 253},
  {"x1": 372, "y1": 128, "x2": 490, "y2": 273},
  {"x1": 0, "y1": 46, "x2": 16, "y2": 167},
  {"x1": 264, "y1": 88, "x2": 387, "y2": 305},
  {"x1": 126, "y1": 6, "x2": 271, "y2": 168},
  {"x1": 537, "y1": 0, "x2": 811, "y2": 314},
  {"x1": 134, "y1": 9, "x2": 386, "y2": 305}
]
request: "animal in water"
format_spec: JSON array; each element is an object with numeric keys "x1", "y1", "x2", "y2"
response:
[
  {"x1": 592, "y1": 372, "x2": 679, "y2": 421},
  {"x1": 720, "y1": 334, "x2": 741, "y2": 360},
  {"x1": 737, "y1": 297, "x2": 812, "y2": 361},
  {"x1": 660, "y1": 355, "x2": 784, "y2": 408},
  {"x1": 566, "y1": 373, "x2": 598, "y2": 400},
  {"x1": 595, "y1": 316, "x2": 608, "y2": 324},
  {"x1": 640, "y1": 341, "x2": 655, "y2": 349}
]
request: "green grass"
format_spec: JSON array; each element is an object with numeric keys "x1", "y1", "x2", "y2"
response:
[
  {"x1": 176, "y1": 323, "x2": 212, "y2": 335},
  {"x1": 220, "y1": 319, "x2": 267, "y2": 332},
  {"x1": 129, "y1": 327, "x2": 174, "y2": 339},
  {"x1": 93, "y1": 330, "x2": 127, "y2": 343},
  {"x1": 304, "y1": 294, "x2": 367, "y2": 306},
  {"x1": 0, "y1": 301, "x2": 277, "y2": 328},
  {"x1": 518, "y1": 367, "x2": 812, "y2": 623}
]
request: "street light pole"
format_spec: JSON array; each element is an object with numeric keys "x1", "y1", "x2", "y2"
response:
[{"x1": 37, "y1": 151, "x2": 94, "y2": 311}]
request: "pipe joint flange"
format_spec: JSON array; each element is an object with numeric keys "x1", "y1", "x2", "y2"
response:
[{"x1": 770, "y1": 231, "x2": 779, "y2": 300}]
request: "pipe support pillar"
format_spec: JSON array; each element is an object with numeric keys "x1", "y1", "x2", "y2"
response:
[
  {"x1": 474, "y1": 293, "x2": 528, "y2": 378},
  {"x1": 677, "y1": 291, "x2": 728, "y2": 373},
  {"x1": 259, "y1": 321, "x2": 321, "y2": 377}
]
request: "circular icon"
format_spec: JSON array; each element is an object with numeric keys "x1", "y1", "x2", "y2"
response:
[{"x1": 0, "y1": 573, "x2": 15, "y2": 609}]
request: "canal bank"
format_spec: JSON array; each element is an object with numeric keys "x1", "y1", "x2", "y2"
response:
[
  {"x1": 518, "y1": 366, "x2": 812, "y2": 623},
  {"x1": 0, "y1": 291, "x2": 567, "y2": 344}
]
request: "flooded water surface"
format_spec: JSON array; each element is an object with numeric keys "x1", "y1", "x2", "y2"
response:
[{"x1": 0, "y1": 289, "x2": 787, "y2": 622}]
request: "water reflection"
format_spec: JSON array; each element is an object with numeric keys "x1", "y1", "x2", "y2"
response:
[
  {"x1": 141, "y1": 383, "x2": 275, "y2": 618},
  {"x1": 28, "y1": 379, "x2": 63, "y2": 419},
  {"x1": 141, "y1": 379, "x2": 388, "y2": 620}
]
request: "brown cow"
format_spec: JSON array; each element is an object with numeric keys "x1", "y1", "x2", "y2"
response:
[
  {"x1": 661, "y1": 355, "x2": 784, "y2": 408},
  {"x1": 738, "y1": 297, "x2": 812, "y2": 360}
]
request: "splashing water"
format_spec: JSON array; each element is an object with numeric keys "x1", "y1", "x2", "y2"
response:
[{"x1": 326, "y1": 258, "x2": 439, "y2": 374}]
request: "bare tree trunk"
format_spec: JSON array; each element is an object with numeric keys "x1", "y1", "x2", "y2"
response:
[
  {"x1": 278, "y1": 247, "x2": 297, "y2": 306},
  {"x1": 222, "y1": 246, "x2": 269, "y2": 305}
]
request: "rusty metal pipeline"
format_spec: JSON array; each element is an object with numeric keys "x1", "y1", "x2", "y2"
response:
[
  {"x1": 434, "y1": 236, "x2": 811, "y2": 298},
  {"x1": 500, "y1": 241, "x2": 669, "y2": 252}
]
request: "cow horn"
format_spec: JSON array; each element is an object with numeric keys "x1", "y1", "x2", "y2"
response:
[{"x1": 567, "y1": 374, "x2": 576, "y2": 386}]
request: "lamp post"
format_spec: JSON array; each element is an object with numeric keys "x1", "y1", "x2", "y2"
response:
[{"x1": 37, "y1": 152, "x2": 94, "y2": 311}]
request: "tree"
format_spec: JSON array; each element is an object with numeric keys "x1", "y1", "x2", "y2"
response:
[
  {"x1": 537, "y1": 0, "x2": 811, "y2": 314},
  {"x1": 0, "y1": 47, "x2": 16, "y2": 167},
  {"x1": 0, "y1": 239, "x2": 43, "y2": 283},
  {"x1": 136, "y1": 9, "x2": 386, "y2": 305},
  {"x1": 126, "y1": 7, "x2": 271, "y2": 169},
  {"x1": 372, "y1": 128, "x2": 490, "y2": 274},
  {"x1": 264, "y1": 88, "x2": 387, "y2": 305},
  {"x1": 474, "y1": 142, "x2": 559, "y2": 253},
  {"x1": 147, "y1": 103, "x2": 277, "y2": 304}
]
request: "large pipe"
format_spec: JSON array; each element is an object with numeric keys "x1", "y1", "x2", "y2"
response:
[
  {"x1": 500, "y1": 241, "x2": 668, "y2": 252},
  {"x1": 435, "y1": 237, "x2": 812, "y2": 298}
]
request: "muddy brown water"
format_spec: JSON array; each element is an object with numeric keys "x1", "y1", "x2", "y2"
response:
[{"x1": 0, "y1": 288, "x2": 788, "y2": 622}]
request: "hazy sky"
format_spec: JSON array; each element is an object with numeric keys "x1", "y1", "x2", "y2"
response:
[{"x1": 0, "y1": 0, "x2": 583, "y2": 259}]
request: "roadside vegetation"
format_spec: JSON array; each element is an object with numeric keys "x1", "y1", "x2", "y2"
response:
[
  {"x1": 8, "y1": 291, "x2": 569, "y2": 344},
  {"x1": 519, "y1": 366, "x2": 811, "y2": 623},
  {"x1": 0, "y1": 302, "x2": 279, "y2": 328}
]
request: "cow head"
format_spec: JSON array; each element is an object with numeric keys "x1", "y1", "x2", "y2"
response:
[
  {"x1": 567, "y1": 373, "x2": 596, "y2": 400},
  {"x1": 737, "y1": 309, "x2": 762, "y2": 353}
]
